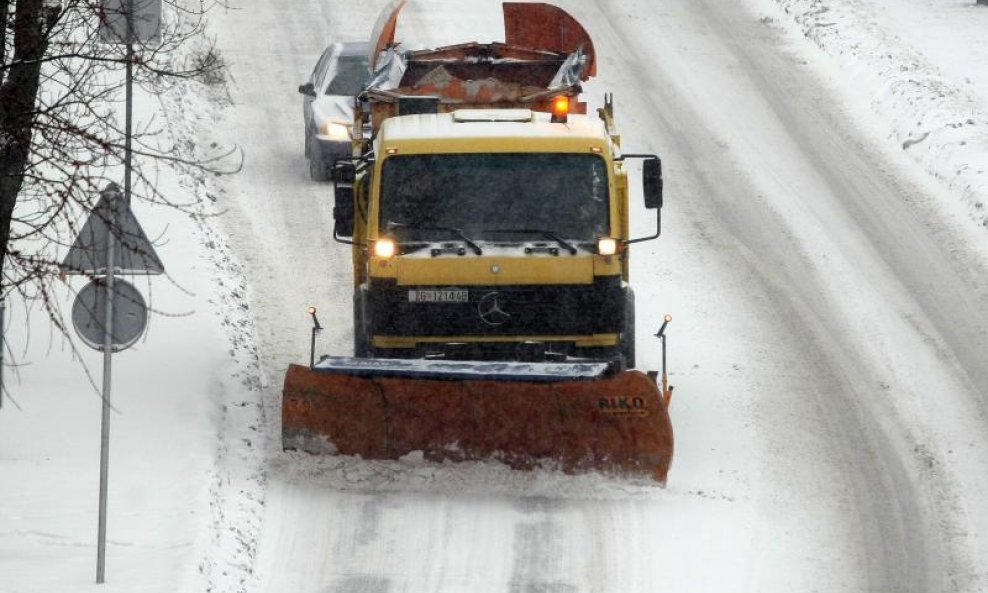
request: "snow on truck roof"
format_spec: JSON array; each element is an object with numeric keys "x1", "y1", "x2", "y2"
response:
[{"x1": 378, "y1": 109, "x2": 611, "y2": 150}]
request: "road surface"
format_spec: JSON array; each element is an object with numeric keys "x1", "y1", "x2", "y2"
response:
[{"x1": 208, "y1": 1, "x2": 988, "y2": 591}]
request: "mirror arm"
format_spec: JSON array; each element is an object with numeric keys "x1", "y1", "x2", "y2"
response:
[
  {"x1": 625, "y1": 208, "x2": 661, "y2": 244},
  {"x1": 616, "y1": 152, "x2": 662, "y2": 244},
  {"x1": 332, "y1": 230, "x2": 367, "y2": 247}
]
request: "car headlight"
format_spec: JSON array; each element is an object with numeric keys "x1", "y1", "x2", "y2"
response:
[{"x1": 322, "y1": 122, "x2": 350, "y2": 141}]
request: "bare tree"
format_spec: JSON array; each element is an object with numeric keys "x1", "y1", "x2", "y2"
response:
[{"x1": 0, "y1": 0, "x2": 232, "y2": 346}]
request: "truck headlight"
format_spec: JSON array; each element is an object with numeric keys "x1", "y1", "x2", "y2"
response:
[
  {"x1": 596, "y1": 237, "x2": 618, "y2": 256},
  {"x1": 373, "y1": 237, "x2": 396, "y2": 258},
  {"x1": 322, "y1": 122, "x2": 350, "y2": 141}
]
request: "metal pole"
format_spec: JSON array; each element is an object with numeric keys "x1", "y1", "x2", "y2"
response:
[
  {"x1": 655, "y1": 314, "x2": 672, "y2": 407},
  {"x1": 309, "y1": 307, "x2": 322, "y2": 369},
  {"x1": 124, "y1": 7, "x2": 133, "y2": 207},
  {"x1": 661, "y1": 332, "x2": 667, "y2": 395},
  {"x1": 310, "y1": 328, "x2": 317, "y2": 369},
  {"x1": 96, "y1": 190, "x2": 117, "y2": 584},
  {"x1": 98, "y1": 0, "x2": 133, "y2": 576}
]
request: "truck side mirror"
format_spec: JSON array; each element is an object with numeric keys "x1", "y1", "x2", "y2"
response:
[
  {"x1": 298, "y1": 82, "x2": 316, "y2": 97},
  {"x1": 334, "y1": 185, "x2": 355, "y2": 238},
  {"x1": 643, "y1": 157, "x2": 663, "y2": 209},
  {"x1": 332, "y1": 161, "x2": 357, "y2": 184}
]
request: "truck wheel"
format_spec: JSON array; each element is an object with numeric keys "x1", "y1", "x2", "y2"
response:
[
  {"x1": 620, "y1": 290, "x2": 636, "y2": 370},
  {"x1": 308, "y1": 136, "x2": 330, "y2": 182}
]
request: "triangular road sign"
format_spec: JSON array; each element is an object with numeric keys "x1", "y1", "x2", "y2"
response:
[{"x1": 60, "y1": 183, "x2": 165, "y2": 275}]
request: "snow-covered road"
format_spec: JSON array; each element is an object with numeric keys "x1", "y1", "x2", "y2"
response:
[
  {"x1": 201, "y1": 0, "x2": 988, "y2": 592},
  {"x1": 8, "y1": 0, "x2": 988, "y2": 590}
]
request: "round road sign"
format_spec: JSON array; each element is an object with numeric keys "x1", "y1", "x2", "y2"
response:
[{"x1": 72, "y1": 279, "x2": 148, "y2": 352}]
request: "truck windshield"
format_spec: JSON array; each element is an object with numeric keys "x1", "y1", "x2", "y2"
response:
[{"x1": 380, "y1": 153, "x2": 610, "y2": 242}]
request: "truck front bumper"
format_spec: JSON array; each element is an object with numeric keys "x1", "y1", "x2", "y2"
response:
[{"x1": 361, "y1": 276, "x2": 627, "y2": 351}]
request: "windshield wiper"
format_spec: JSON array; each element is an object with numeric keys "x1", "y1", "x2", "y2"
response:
[
  {"x1": 386, "y1": 222, "x2": 483, "y2": 255},
  {"x1": 483, "y1": 228, "x2": 578, "y2": 255}
]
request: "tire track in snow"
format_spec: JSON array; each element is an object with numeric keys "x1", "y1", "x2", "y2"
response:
[
  {"x1": 205, "y1": 0, "x2": 988, "y2": 590},
  {"x1": 586, "y1": 0, "x2": 988, "y2": 589},
  {"x1": 508, "y1": 498, "x2": 577, "y2": 593}
]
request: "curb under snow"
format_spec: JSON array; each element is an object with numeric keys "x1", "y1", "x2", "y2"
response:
[{"x1": 771, "y1": 0, "x2": 988, "y2": 227}]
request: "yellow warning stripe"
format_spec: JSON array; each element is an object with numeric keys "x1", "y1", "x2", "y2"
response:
[{"x1": 372, "y1": 334, "x2": 619, "y2": 348}]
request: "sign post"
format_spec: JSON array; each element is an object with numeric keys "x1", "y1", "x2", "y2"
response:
[
  {"x1": 61, "y1": 182, "x2": 163, "y2": 584},
  {"x1": 99, "y1": 0, "x2": 162, "y2": 212},
  {"x1": 74, "y1": 1, "x2": 162, "y2": 582},
  {"x1": 96, "y1": 189, "x2": 116, "y2": 584}
]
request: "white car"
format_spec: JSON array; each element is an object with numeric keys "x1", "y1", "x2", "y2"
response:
[{"x1": 298, "y1": 42, "x2": 370, "y2": 181}]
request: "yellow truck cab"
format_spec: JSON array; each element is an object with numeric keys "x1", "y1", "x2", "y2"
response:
[
  {"x1": 330, "y1": 2, "x2": 663, "y2": 369},
  {"x1": 334, "y1": 102, "x2": 662, "y2": 367}
]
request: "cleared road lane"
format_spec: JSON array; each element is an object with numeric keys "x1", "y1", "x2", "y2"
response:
[{"x1": 207, "y1": 1, "x2": 988, "y2": 591}]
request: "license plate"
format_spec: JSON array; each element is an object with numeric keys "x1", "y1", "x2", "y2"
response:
[{"x1": 408, "y1": 289, "x2": 469, "y2": 303}]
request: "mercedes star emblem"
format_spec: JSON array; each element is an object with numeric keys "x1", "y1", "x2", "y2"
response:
[{"x1": 477, "y1": 291, "x2": 511, "y2": 326}]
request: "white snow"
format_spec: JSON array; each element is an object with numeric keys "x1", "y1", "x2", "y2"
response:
[
  {"x1": 0, "y1": 35, "x2": 265, "y2": 593},
  {"x1": 769, "y1": 0, "x2": 988, "y2": 227},
  {"x1": 3, "y1": 0, "x2": 988, "y2": 592}
]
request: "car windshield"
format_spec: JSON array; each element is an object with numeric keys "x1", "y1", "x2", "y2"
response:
[
  {"x1": 380, "y1": 153, "x2": 610, "y2": 242},
  {"x1": 325, "y1": 55, "x2": 369, "y2": 95}
]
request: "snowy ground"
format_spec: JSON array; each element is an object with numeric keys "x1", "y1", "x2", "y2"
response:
[
  {"x1": 0, "y1": 50, "x2": 264, "y2": 593},
  {"x1": 770, "y1": 0, "x2": 988, "y2": 229},
  {"x1": 3, "y1": 0, "x2": 988, "y2": 592}
]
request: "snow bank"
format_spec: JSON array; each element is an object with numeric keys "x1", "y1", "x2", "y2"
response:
[
  {"x1": 770, "y1": 0, "x2": 988, "y2": 226},
  {"x1": 0, "y1": 15, "x2": 264, "y2": 593}
]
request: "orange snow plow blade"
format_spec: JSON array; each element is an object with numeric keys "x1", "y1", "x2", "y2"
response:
[{"x1": 282, "y1": 359, "x2": 673, "y2": 483}]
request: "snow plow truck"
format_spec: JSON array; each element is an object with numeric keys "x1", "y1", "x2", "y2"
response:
[{"x1": 282, "y1": 1, "x2": 675, "y2": 483}]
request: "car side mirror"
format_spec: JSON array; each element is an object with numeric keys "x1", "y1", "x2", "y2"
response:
[
  {"x1": 298, "y1": 82, "x2": 316, "y2": 97},
  {"x1": 332, "y1": 160, "x2": 357, "y2": 184},
  {"x1": 643, "y1": 157, "x2": 663, "y2": 210},
  {"x1": 334, "y1": 185, "x2": 355, "y2": 238}
]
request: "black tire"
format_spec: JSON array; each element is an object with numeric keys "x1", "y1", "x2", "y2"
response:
[
  {"x1": 308, "y1": 136, "x2": 330, "y2": 182},
  {"x1": 303, "y1": 127, "x2": 311, "y2": 158},
  {"x1": 353, "y1": 292, "x2": 371, "y2": 358},
  {"x1": 620, "y1": 290, "x2": 636, "y2": 369}
]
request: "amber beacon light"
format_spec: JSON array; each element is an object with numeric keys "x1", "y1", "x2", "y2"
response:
[{"x1": 551, "y1": 95, "x2": 569, "y2": 123}]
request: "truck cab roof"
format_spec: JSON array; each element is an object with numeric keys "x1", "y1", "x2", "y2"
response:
[{"x1": 377, "y1": 110, "x2": 612, "y2": 154}]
